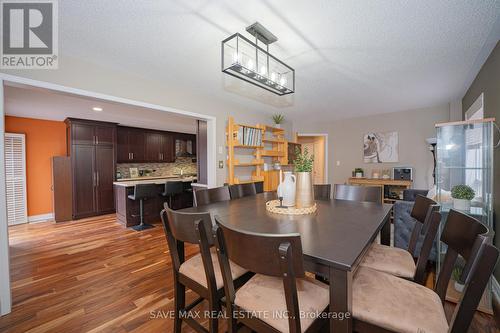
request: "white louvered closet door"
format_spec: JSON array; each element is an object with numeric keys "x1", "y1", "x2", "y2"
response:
[{"x1": 4, "y1": 133, "x2": 27, "y2": 225}]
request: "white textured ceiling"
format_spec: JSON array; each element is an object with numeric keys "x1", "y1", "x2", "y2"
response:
[
  {"x1": 4, "y1": 85, "x2": 198, "y2": 133},
  {"x1": 54, "y1": 1, "x2": 500, "y2": 120}
]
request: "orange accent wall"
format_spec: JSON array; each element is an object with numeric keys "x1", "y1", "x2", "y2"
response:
[{"x1": 5, "y1": 116, "x2": 67, "y2": 217}]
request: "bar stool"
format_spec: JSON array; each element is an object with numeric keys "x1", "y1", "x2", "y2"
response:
[
  {"x1": 161, "y1": 181, "x2": 184, "y2": 209},
  {"x1": 128, "y1": 183, "x2": 158, "y2": 231}
]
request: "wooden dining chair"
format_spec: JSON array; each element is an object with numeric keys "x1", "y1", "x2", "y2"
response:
[
  {"x1": 160, "y1": 204, "x2": 250, "y2": 333},
  {"x1": 360, "y1": 195, "x2": 440, "y2": 284},
  {"x1": 193, "y1": 185, "x2": 231, "y2": 206},
  {"x1": 213, "y1": 216, "x2": 330, "y2": 333},
  {"x1": 351, "y1": 209, "x2": 498, "y2": 333},
  {"x1": 228, "y1": 183, "x2": 257, "y2": 199},
  {"x1": 313, "y1": 184, "x2": 332, "y2": 200},
  {"x1": 333, "y1": 184, "x2": 381, "y2": 203}
]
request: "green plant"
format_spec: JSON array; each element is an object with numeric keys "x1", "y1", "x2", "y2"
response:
[
  {"x1": 272, "y1": 114, "x2": 284, "y2": 125},
  {"x1": 293, "y1": 147, "x2": 314, "y2": 172},
  {"x1": 452, "y1": 259, "x2": 465, "y2": 283},
  {"x1": 451, "y1": 184, "x2": 475, "y2": 201}
]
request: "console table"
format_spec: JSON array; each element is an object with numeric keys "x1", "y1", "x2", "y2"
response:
[{"x1": 347, "y1": 178, "x2": 412, "y2": 204}]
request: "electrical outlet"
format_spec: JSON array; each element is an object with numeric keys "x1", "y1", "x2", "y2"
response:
[{"x1": 218, "y1": 160, "x2": 224, "y2": 169}]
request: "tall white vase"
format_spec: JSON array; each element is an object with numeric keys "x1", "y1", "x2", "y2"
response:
[{"x1": 277, "y1": 171, "x2": 296, "y2": 207}]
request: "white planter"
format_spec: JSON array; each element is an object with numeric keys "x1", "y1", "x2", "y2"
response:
[
  {"x1": 355, "y1": 172, "x2": 363, "y2": 178},
  {"x1": 454, "y1": 281, "x2": 465, "y2": 293},
  {"x1": 275, "y1": 124, "x2": 281, "y2": 128},
  {"x1": 453, "y1": 198, "x2": 471, "y2": 211}
]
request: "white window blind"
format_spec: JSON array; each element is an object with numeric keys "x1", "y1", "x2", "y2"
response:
[{"x1": 4, "y1": 133, "x2": 27, "y2": 225}]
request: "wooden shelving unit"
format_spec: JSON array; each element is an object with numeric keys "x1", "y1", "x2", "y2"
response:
[{"x1": 226, "y1": 117, "x2": 265, "y2": 185}]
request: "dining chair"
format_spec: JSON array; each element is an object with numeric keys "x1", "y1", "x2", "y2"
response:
[
  {"x1": 193, "y1": 185, "x2": 231, "y2": 206},
  {"x1": 313, "y1": 184, "x2": 332, "y2": 200},
  {"x1": 161, "y1": 180, "x2": 184, "y2": 209},
  {"x1": 213, "y1": 217, "x2": 330, "y2": 333},
  {"x1": 333, "y1": 184, "x2": 381, "y2": 203},
  {"x1": 360, "y1": 195, "x2": 440, "y2": 284},
  {"x1": 228, "y1": 183, "x2": 257, "y2": 199},
  {"x1": 160, "y1": 204, "x2": 250, "y2": 333},
  {"x1": 351, "y1": 209, "x2": 498, "y2": 333}
]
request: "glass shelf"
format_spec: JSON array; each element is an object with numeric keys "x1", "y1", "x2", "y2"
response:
[{"x1": 435, "y1": 119, "x2": 494, "y2": 314}]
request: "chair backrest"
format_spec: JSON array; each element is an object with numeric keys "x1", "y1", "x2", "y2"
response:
[
  {"x1": 333, "y1": 184, "x2": 381, "y2": 203},
  {"x1": 314, "y1": 184, "x2": 332, "y2": 200},
  {"x1": 194, "y1": 186, "x2": 231, "y2": 206},
  {"x1": 413, "y1": 211, "x2": 441, "y2": 284},
  {"x1": 449, "y1": 241, "x2": 498, "y2": 333},
  {"x1": 214, "y1": 216, "x2": 306, "y2": 333},
  {"x1": 160, "y1": 205, "x2": 218, "y2": 293},
  {"x1": 434, "y1": 209, "x2": 491, "y2": 302},
  {"x1": 164, "y1": 181, "x2": 184, "y2": 195},
  {"x1": 254, "y1": 181, "x2": 264, "y2": 194},
  {"x1": 407, "y1": 195, "x2": 439, "y2": 256},
  {"x1": 228, "y1": 183, "x2": 257, "y2": 199},
  {"x1": 132, "y1": 183, "x2": 159, "y2": 200}
]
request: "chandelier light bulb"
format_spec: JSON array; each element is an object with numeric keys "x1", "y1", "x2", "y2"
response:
[
  {"x1": 232, "y1": 51, "x2": 240, "y2": 64},
  {"x1": 260, "y1": 65, "x2": 266, "y2": 76},
  {"x1": 270, "y1": 72, "x2": 277, "y2": 82},
  {"x1": 279, "y1": 76, "x2": 286, "y2": 86},
  {"x1": 247, "y1": 59, "x2": 254, "y2": 71}
]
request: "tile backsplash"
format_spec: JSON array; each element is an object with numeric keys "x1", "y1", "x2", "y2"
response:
[{"x1": 117, "y1": 157, "x2": 197, "y2": 179}]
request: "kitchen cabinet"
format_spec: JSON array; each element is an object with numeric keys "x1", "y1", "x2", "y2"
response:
[
  {"x1": 117, "y1": 127, "x2": 145, "y2": 163},
  {"x1": 65, "y1": 118, "x2": 117, "y2": 219},
  {"x1": 175, "y1": 133, "x2": 196, "y2": 157},
  {"x1": 118, "y1": 127, "x2": 177, "y2": 163}
]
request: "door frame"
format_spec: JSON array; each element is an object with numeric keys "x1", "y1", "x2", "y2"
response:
[
  {"x1": 0, "y1": 73, "x2": 218, "y2": 315},
  {"x1": 296, "y1": 133, "x2": 329, "y2": 184}
]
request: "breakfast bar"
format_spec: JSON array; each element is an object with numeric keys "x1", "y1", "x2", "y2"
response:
[{"x1": 113, "y1": 176, "x2": 196, "y2": 227}]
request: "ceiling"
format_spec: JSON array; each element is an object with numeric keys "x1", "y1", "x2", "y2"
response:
[
  {"x1": 4, "y1": 85, "x2": 198, "y2": 133},
  {"x1": 34, "y1": 1, "x2": 500, "y2": 121}
]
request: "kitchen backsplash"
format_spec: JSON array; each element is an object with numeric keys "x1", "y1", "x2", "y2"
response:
[{"x1": 117, "y1": 157, "x2": 197, "y2": 179}]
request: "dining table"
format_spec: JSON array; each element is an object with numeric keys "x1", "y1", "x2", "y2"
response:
[{"x1": 180, "y1": 192, "x2": 393, "y2": 333}]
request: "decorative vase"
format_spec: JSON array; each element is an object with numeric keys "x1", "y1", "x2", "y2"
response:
[
  {"x1": 454, "y1": 281, "x2": 465, "y2": 293},
  {"x1": 453, "y1": 198, "x2": 471, "y2": 211},
  {"x1": 277, "y1": 171, "x2": 296, "y2": 207},
  {"x1": 295, "y1": 172, "x2": 314, "y2": 208},
  {"x1": 275, "y1": 123, "x2": 281, "y2": 128},
  {"x1": 356, "y1": 172, "x2": 363, "y2": 178}
]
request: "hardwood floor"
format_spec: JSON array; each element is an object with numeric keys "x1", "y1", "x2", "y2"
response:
[{"x1": 0, "y1": 214, "x2": 498, "y2": 332}]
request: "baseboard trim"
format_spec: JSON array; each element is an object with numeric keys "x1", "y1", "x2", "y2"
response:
[{"x1": 28, "y1": 213, "x2": 54, "y2": 223}]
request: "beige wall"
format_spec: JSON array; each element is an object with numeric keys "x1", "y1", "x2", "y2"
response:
[
  {"x1": 295, "y1": 105, "x2": 450, "y2": 189},
  {"x1": 1, "y1": 56, "x2": 286, "y2": 186}
]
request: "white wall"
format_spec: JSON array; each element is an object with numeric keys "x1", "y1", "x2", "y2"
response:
[
  {"x1": 0, "y1": 80, "x2": 12, "y2": 315},
  {"x1": 294, "y1": 104, "x2": 450, "y2": 189},
  {"x1": 1, "y1": 56, "x2": 281, "y2": 186}
]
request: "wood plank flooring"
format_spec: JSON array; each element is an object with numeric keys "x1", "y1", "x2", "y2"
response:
[{"x1": 0, "y1": 214, "x2": 498, "y2": 332}]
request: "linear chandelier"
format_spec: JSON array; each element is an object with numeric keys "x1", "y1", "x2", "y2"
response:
[{"x1": 221, "y1": 22, "x2": 295, "y2": 96}]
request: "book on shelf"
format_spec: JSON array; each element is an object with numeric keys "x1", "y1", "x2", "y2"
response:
[{"x1": 235, "y1": 126, "x2": 262, "y2": 146}]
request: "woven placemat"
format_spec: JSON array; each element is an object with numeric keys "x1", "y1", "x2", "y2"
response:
[{"x1": 265, "y1": 200, "x2": 317, "y2": 215}]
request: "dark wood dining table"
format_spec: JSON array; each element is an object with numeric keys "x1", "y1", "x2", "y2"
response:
[{"x1": 181, "y1": 192, "x2": 393, "y2": 333}]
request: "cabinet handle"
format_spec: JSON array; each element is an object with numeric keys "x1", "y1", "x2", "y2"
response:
[
  {"x1": 131, "y1": 152, "x2": 134, "y2": 160},
  {"x1": 96, "y1": 172, "x2": 99, "y2": 187},
  {"x1": 93, "y1": 172, "x2": 96, "y2": 187},
  {"x1": 96, "y1": 136, "x2": 99, "y2": 145},
  {"x1": 129, "y1": 152, "x2": 131, "y2": 160}
]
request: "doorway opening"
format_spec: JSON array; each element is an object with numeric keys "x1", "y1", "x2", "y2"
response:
[{"x1": 296, "y1": 133, "x2": 328, "y2": 184}]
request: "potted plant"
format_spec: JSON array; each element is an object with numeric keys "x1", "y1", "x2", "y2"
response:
[
  {"x1": 294, "y1": 147, "x2": 314, "y2": 208},
  {"x1": 451, "y1": 184, "x2": 475, "y2": 211},
  {"x1": 272, "y1": 114, "x2": 284, "y2": 128},
  {"x1": 353, "y1": 168, "x2": 364, "y2": 178},
  {"x1": 452, "y1": 263, "x2": 465, "y2": 293}
]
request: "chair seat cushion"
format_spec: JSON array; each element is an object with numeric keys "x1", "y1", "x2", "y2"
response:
[
  {"x1": 234, "y1": 274, "x2": 329, "y2": 333},
  {"x1": 179, "y1": 248, "x2": 247, "y2": 289},
  {"x1": 360, "y1": 243, "x2": 416, "y2": 279},
  {"x1": 353, "y1": 267, "x2": 449, "y2": 333}
]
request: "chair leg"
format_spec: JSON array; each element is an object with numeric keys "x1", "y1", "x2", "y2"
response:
[
  {"x1": 139, "y1": 199, "x2": 144, "y2": 225},
  {"x1": 208, "y1": 299, "x2": 220, "y2": 333},
  {"x1": 174, "y1": 281, "x2": 185, "y2": 333}
]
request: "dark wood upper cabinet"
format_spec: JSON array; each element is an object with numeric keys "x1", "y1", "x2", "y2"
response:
[
  {"x1": 117, "y1": 127, "x2": 145, "y2": 163},
  {"x1": 160, "y1": 132, "x2": 175, "y2": 162},
  {"x1": 145, "y1": 131, "x2": 162, "y2": 162},
  {"x1": 65, "y1": 118, "x2": 117, "y2": 220},
  {"x1": 174, "y1": 133, "x2": 196, "y2": 158}
]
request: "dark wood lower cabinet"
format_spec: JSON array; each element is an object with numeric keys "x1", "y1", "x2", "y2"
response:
[
  {"x1": 95, "y1": 146, "x2": 115, "y2": 214},
  {"x1": 114, "y1": 182, "x2": 193, "y2": 227},
  {"x1": 73, "y1": 145, "x2": 96, "y2": 218}
]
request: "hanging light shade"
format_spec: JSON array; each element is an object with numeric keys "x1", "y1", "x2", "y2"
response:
[{"x1": 221, "y1": 22, "x2": 295, "y2": 96}]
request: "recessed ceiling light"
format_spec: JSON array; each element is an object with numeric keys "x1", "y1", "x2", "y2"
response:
[{"x1": 92, "y1": 107, "x2": 103, "y2": 112}]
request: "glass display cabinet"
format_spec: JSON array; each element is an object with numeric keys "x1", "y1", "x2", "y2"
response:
[{"x1": 435, "y1": 118, "x2": 495, "y2": 314}]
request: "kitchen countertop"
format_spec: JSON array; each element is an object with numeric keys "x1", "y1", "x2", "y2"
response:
[{"x1": 113, "y1": 176, "x2": 197, "y2": 187}]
